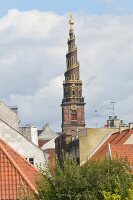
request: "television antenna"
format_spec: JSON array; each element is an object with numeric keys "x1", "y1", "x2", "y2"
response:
[
  {"x1": 108, "y1": 101, "x2": 117, "y2": 116},
  {"x1": 93, "y1": 110, "x2": 100, "y2": 128}
]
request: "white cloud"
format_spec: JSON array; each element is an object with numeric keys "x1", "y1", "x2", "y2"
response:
[
  {"x1": 8, "y1": 75, "x2": 63, "y2": 127},
  {"x1": 0, "y1": 9, "x2": 133, "y2": 130}
]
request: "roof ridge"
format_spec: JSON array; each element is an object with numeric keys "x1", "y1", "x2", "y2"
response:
[
  {"x1": 0, "y1": 138, "x2": 38, "y2": 194},
  {"x1": 115, "y1": 129, "x2": 129, "y2": 144},
  {"x1": 38, "y1": 126, "x2": 57, "y2": 138},
  {"x1": 97, "y1": 132, "x2": 118, "y2": 155}
]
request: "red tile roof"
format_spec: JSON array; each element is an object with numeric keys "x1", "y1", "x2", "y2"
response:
[
  {"x1": 111, "y1": 144, "x2": 133, "y2": 166},
  {"x1": 0, "y1": 138, "x2": 39, "y2": 200},
  {"x1": 92, "y1": 129, "x2": 133, "y2": 159}
]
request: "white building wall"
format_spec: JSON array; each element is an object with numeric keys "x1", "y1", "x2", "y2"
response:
[
  {"x1": 0, "y1": 120, "x2": 48, "y2": 168},
  {"x1": 19, "y1": 126, "x2": 38, "y2": 146},
  {"x1": 19, "y1": 127, "x2": 32, "y2": 141},
  {"x1": 41, "y1": 137, "x2": 56, "y2": 150}
]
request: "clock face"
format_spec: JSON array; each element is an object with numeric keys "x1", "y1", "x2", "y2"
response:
[{"x1": 71, "y1": 104, "x2": 77, "y2": 110}]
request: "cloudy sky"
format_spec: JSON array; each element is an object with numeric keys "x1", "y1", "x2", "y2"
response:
[{"x1": 0, "y1": 0, "x2": 133, "y2": 130}]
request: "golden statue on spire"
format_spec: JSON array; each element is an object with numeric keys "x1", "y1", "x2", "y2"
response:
[{"x1": 69, "y1": 13, "x2": 74, "y2": 30}]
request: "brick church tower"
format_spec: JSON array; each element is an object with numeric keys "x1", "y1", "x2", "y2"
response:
[{"x1": 61, "y1": 15, "x2": 85, "y2": 135}]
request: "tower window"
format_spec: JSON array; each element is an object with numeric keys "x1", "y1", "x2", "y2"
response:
[
  {"x1": 71, "y1": 56, "x2": 75, "y2": 65},
  {"x1": 72, "y1": 90, "x2": 75, "y2": 96},
  {"x1": 71, "y1": 110, "x2": 77, "y2": 120},
  {"x1": 79, "y1": 89, "x2": 81, "y2": 96},
  {"x1": 65, "y1": 89, "x2": 68, "y2": 96},
  {"x1": 67, "y1": 58, "x2": 70, "y2": 68}
]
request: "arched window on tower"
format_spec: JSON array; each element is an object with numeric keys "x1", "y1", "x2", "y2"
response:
[
  {"x1": 71, "y1": 110, "x2": 77, "y2": 120},
  {"x1": 71, "y1": 56, "x2": 74, "y2": 66},
  {"x1": 72, "y1": 74, "x2": 74, "y2": 80},
  {"x1": 79, "y1": 89, "x2": 81, "y2": 96},
  {"x1": 66, "y1": 76, "x2": 69, "y2": 80},
  {"x1": 67, "y1": 58, "x2": 70, "y2": 68},
  {"x1": 65, "y1": 88, "x2": 68, "y2": 96},
  {"x1": 72, "y1": 90, "x2": 75, "y2": 96},
  {"x1": 76, "y1": 72, "x2": 78, "y2": 80}
]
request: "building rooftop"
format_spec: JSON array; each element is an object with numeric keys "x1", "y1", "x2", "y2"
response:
[
  {"x1": 92, "y1": 129, "x2": 131, "y2": 159},
  {"x1": 90, "y1": 128, "x2": 133, "y2": 167},
  {"x1": 111, "y1": 144, "x2": 133, "y2": 166},
  {"x1": 0, "y1": 137, "x2": 39, "y2": 200},
  {"x1": 38, "y1": 123, "x2": 58, "y2": 140}
]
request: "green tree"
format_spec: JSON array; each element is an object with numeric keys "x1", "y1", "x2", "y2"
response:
[
  {"x1": 82, "y1": 158, "x2": 132, "y2": 199},
  {"x1": 37, "y1": 158, "x2": 85, "y2": 200},
  {"x1": 36, "y1": 157, "x2": 133, "y2": 200},
  {"x1": 126, "y1": 182, "x2": 133, "y2": 200}
]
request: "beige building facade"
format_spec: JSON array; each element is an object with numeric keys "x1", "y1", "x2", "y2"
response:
[{"x1": 71, "y1": 127, "x2": 119, "y2": 165}]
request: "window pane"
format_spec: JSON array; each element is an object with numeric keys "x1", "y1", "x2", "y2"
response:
[
  {"x1": 29, "y1": 158, "x2": 34, "y2": 165},
  {"x1": 71, "y1": 111, "x2": 77, "y2": 120}
]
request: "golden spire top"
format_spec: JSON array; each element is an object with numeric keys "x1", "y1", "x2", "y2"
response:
[{"x1": 69, "y1": 13, "x2": 74, "y2": 30}]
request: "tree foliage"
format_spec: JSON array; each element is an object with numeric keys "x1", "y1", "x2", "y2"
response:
[{"x1": 36, "y1": 157, "x2": 133, "y2": 200}]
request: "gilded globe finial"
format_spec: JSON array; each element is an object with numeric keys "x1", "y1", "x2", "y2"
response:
[{"x1": 69, "y1": 13, "x2": 74, "y2": 30}]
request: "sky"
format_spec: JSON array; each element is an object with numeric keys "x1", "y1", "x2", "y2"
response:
[
  {"x1": 1, "y1": 0, "x2": 133, "y2": 16},
  {"x1": 0, "y1": 1, "x2": 133, "y2": 130}
]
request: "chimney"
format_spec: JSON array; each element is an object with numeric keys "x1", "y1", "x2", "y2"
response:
[
  {"x1": 120, "y1": 120, "x2": 123, "y2": 124},
  {"x1": 10, "y1": 106, "x2": 18, "y2": 114},
  {"x1": 129, "y1": 122, "x2": 133, "y2": 130},
  {"x1": 30, "y1": 126, "x2": 38, "y2": 145},
  {"x1": 119, "y1": 125, "x2": 128, "y2": 133}
]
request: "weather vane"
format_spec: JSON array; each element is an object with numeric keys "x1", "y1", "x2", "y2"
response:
[{"x1": 69, "y1": 13, "x2": 74, "y2": 30}]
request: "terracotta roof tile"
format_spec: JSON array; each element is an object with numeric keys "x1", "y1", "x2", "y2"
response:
[
  {"x1": 92, "y1": 129, "x2": 133, "y2": 159},
  {"x1": 0, "y1": 137, "x2": 39, "y2": 200},
  {"x1": 111, "y1": 144, "x2": 133, "y2": 166}
]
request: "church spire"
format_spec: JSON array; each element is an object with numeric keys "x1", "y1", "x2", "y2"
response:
[
  {"x1": 61, "y1": 15, "x2": 86, "y2": 135},
  {"x1": 66, "y1": 14, "x2": 79, "y2": 75}
]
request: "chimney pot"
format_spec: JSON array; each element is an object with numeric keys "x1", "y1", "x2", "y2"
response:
[{"x1": 129, "y1": 122, "x2": 133, "y2": 130}]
